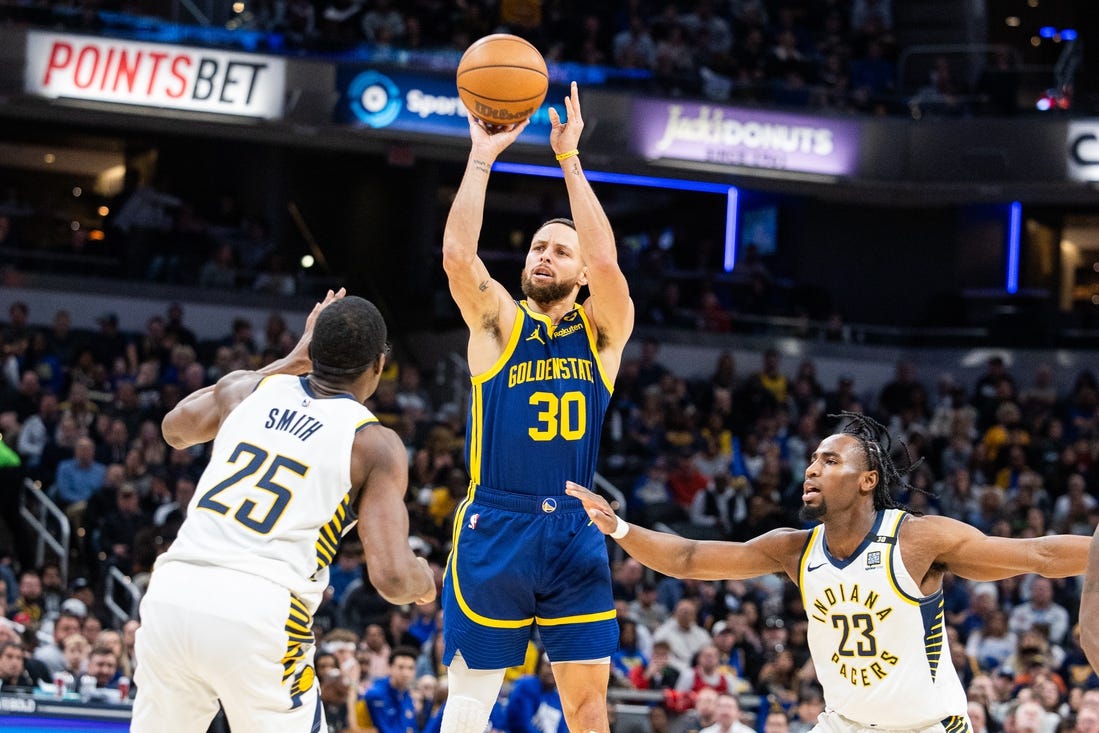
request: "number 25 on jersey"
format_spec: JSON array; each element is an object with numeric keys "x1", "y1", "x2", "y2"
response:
[{"x1": 196, "y1": 442, "x2": 307, "y2": 534}]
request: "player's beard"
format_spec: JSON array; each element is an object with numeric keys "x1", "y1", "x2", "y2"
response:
[
  {"x1": 799, "y1": 500, "x2": 827, "y2": 522},
  {"x1": 521, "y1": 269, "x2": 576, "y2": 305}
]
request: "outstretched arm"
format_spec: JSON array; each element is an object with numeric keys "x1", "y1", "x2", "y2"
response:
[
  {"x1": 161, "y1": 288, "x2": 345, "y2": 449},
  {"x1": 550, "y1": 83, "x2": 634, "y2": 376},
  {"x1": 924, "y1": 514, "x2": 1089, "y2": 580},
  {"x1": 565, "y1": 482, "x2": 796, "y2": 581},
  {"x1": 1082, "y1": 525, "x2": 1099, "y2": 668}
]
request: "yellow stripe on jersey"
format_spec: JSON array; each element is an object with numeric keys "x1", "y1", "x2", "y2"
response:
[
  {"x1": 575, "y1": 304, "x2": 615, "y2": 393},
  {"x1": 469, "y1": 382, "x2": 483, "y2": 484},
  {"x1": 468, "y1": 310, "x2": 524, "y2": 484},
  {"x1": 925, "y1": 601, "x2": 946, "y2": 680},
  {"x1": 797, "y1": 525, "x2": 821, "y2": 607},
  {"x1": 884, "y1": 511, "x2": 920, "y2": 606},
  {"x1": 942, "y1": 715, "x2": 971, "y2": 733},
  {"x1": 315, "y1": 491, "x2": 354, "y2": 572},
  {"x1": 281, "y1": 595, "x2": 314, "y2": 682}
]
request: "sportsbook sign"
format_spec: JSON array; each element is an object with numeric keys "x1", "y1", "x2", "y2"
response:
[
  {"x1": 24, "y1": 31, "x2": 286, "y2": 119},
  {"x1": 632, "y1": 99, "x2": 859, "y2": 176},
  {"x1": 336, "y1": 67, "x2": 558, "y2": 144}
]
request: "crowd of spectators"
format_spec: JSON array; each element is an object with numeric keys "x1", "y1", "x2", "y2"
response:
[
  {"x1": 3, "y1": 0, "x2": 1023, "y2": 116},
  {"x1": 2, "y1": 295, "x2": 1099, "y2": 733}
]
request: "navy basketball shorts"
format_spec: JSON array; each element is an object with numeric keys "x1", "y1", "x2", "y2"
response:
[{"x1": 442, "y1": 485, "x2": 619, "y2": 669}]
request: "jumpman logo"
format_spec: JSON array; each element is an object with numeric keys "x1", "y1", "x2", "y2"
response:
[{"x1": 526, "y1": 327, "x2": 544, "y2": 345}]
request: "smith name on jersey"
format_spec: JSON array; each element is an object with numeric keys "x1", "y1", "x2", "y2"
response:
[
  {"x1": 466, "y1": 301, "x2": 612, "y2": 497},
  {"x1": 798, "y1": 508, "x2": 968, "y2": 729}
]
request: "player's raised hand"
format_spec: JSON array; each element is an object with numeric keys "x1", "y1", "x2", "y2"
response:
[
  {"x1": 549, "y1": 82, "x2": 584, "y2": 157},
  {"x1": 469, "y1": 115, "x2": 529, "y2": 160}
]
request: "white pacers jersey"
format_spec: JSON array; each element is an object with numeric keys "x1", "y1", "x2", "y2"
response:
[
  {"x1": 158, "y1": 374, "x2": 375, "y2": 615},
  {"x1": 798, "y1": 509, "x2": 969, "y2": 730}
]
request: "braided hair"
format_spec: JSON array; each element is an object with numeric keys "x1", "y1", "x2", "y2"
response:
[{"x1": 833, "y1": 411, "x2": 929, "y2": 513}]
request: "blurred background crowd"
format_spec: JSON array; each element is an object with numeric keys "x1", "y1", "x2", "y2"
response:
[{"x1": 0, "y1": 293, "x2": 1097, "y2": 733}]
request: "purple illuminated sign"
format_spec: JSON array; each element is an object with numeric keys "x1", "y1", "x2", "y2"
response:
[{"x1": 632, "y1": 99, "x2": 860, "y2": 176}]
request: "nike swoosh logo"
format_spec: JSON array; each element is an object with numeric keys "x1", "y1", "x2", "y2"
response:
[{"x1": 807, "y1": 563, "x2": 826, "y2": 572}]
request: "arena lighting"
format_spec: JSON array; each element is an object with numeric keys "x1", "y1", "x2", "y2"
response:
[
  {"x1": 1006, "y1": 201, "x2": 1022, "y2": 295},
  {"x1": 492, "y1": 161, "x2": 742, "y2": 271}
]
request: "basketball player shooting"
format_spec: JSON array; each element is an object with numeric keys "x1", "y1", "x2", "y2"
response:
[
  {"x1": 568, "y1": 413, "x2": 1088, "y2": 733},
  {"x1": 438, "y1": 81, "x2": 635, "y2": 733}
]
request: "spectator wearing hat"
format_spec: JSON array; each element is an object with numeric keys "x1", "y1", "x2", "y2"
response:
[
  {"x1": 98, "y1": 481, "x2": 150, "y2": 575},
  {"x1": 628, "y1": 582, "x2": 669, "y2": 631}
]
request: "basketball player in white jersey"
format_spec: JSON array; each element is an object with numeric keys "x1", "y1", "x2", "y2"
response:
[
  {"x1": 132, "y1": 290, "x2": 436, "y2": 733},
  {"x1": 1081, "y1": 516, "x2": 1099, "y2": 668},
  {"x1": 567, "y1": 412, "x2": 1089, "y2": 733}
]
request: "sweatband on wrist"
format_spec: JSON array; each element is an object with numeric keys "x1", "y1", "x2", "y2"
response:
[
  {"x1": 555, "y1": 149, "x2": 579, "y2": 161},
  {"x1": 610, "y1": 515, "x2": 630, "y2": 540}
]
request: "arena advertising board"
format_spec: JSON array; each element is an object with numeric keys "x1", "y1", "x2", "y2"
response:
[
  {"x1": 24, "y1": 30, "x2": 286, "y2": 119},
  {"x1": 1067, "y1": 121, "x2": 1099, "y2": 182},
  {"x1": 632, "y1": 98, "x2": 859, "y2": 176},
  {"x1": 336, "y1": 67, "x2": 560, "y2": 143}
]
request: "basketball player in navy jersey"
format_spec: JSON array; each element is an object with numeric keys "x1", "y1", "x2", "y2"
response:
[
  {"x1": 439, "y1": 81, "x2": 634, "y2": 733},
  {"x1": 569, "y1": 413, "x2": 1088, "y2": 733},
  {"x1": 132, "y1": 291, "x2": 435, "y2": 733}
]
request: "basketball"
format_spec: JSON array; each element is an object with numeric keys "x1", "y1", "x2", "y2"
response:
[{"x1": 457, "y1": 34, "x2": 548, "y2": 129}]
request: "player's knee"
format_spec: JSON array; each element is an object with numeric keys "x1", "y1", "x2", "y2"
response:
[{"x1": 441, "y1": 694, "x2": 491, "y2": 733}]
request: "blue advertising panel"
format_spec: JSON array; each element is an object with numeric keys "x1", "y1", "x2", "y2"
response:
[{"x1": 335, "y1": 67, "x2": 566, "y2": 144}]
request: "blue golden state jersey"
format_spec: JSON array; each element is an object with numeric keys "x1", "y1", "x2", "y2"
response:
[{"x1": 466, "y1": 301, "x2": 613, "y2": 496}]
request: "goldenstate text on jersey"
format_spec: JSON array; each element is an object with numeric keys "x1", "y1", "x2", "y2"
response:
[{"x1": 508, "y1": 357, "x2": 596, "y2": 387}]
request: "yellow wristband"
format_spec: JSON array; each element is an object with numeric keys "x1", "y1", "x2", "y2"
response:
[{"x1": 555, "y1": 149, "x2": 579, "y2": 161}]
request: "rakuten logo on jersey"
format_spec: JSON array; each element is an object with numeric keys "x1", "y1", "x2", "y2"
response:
[{"x1": 25, "y1": 31, "x2": 286, "y2": 119}]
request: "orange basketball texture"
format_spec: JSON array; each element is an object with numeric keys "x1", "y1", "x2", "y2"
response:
[{"x1": 457, "y1": 34, "x2": 549, "y2": 126}]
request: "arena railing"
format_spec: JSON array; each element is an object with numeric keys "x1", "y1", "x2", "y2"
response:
[
  {"x1": 19, "y1": 478, "x2": 70, "y2": 589},
  {"x1": 103, "y1": 565, "x2": 141, "y2": 628}
]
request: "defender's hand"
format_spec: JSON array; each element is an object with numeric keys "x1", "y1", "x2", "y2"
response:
[{"x1": 565, "y1": 481, "x2": 616, "y2": 535}]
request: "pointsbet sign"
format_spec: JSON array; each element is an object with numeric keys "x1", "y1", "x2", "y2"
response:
[{"x1": 24, "y1": 31, "x2": 286, "y2": 119}]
